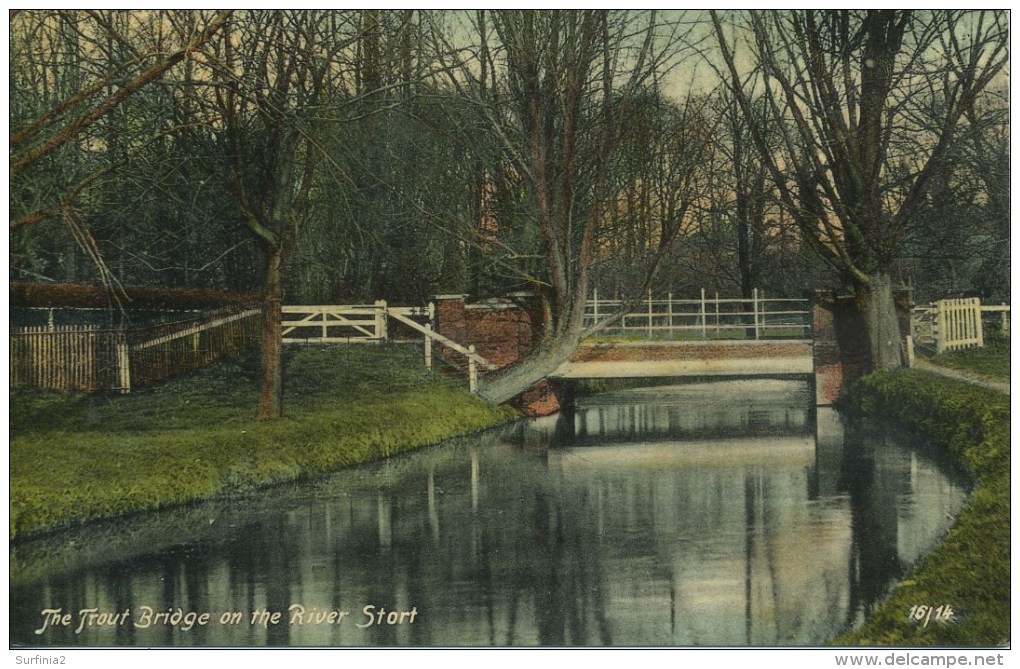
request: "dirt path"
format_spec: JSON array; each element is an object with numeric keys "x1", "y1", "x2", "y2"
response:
[{"x1": 913, "y1": 359, "x2": 1011, "y2": 396}]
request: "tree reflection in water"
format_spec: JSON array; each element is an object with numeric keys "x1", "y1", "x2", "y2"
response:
[{"x1": 10, "y1": 380, "x2": 969, "y2": 647}]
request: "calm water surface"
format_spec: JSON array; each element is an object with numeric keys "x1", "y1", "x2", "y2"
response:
[{"x1": 10, "y1": 379, "x2": 968, "y2": 647}]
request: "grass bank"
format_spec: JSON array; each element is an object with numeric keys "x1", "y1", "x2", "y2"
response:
[
  {"x1": 924, "y1": 339, "x2": 1011, "y2": 382},
  {"x1": 832, "y1": 367, "x2": 1009, "y2": 646},
  {"x1": 10, "y1": 345, "x2": 518, "y2": 540}
]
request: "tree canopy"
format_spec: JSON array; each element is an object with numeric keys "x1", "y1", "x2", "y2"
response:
[{"x1": 9, "y1": 9, "x2": 1009, "y2": 407}]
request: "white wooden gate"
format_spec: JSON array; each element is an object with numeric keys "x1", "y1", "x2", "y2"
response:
[
  {"x1": 281, "y1": 301, "x2": 494, "y2": 393},
  {"x1": 935, "y1": 297, "x2": 983, "y2": 354},
  {"x1": 281, "y1": 302, "x2": 389, "y2": 343}
]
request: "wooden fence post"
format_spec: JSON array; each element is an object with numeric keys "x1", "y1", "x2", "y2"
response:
[
  {"x1": 426, "y1": 301, "x2": 436, "y2": 368},
  {"x1": 932, "y1": 303, "x2": 942, "y2": 354},
  {"x1": 974, "y1": 299, "x2": 984, "y2": 348},
  {"x1": 700, "y1": 288, "x2": 707, "y2": 339},
  {"x1": 647, "y1": 289, "x2": 654, "y2": 339},
  {"x1": 752, "y1": 288, "x2": 761, "y2": 339},
  {"x1": 667, "y1": 292, "x2": 674, "y2": 338},
  {"x1": 715, "y1": 292, "x2": 720, "y2": 337},
  {"x1": 375, "y1": 300, "x2": 388, "y2": 342},
  {"x1": 424, "y1": 322, "x2": 434, "y2": 369},
  {"x1": 116, "y1": 332, "x2": 132, "y2": 394},
  {"x1": 467, "y1": 345, "x2": 478, "y2": 394}
]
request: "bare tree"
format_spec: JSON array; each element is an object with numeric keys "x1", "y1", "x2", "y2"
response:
[
  {"x1": 202, "y1": 10, "x2": 359, "y2": 419},
  {"x1": 712, "y1": 9, "x2": 1008, "y2": 369},
  {"x1": 596, "y1": 89, "x2": 714, "y2": 297},
  {"x1": 9, "y1": 10, "x2": 232, "y2": 232},
  {"x1": 434, "y1": 10, "x2": 701, "y2": 403}
]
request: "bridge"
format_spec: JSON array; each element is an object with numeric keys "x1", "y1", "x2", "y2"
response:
[
  {"x1": 551, "y1": 290, "x2": 813, "y2": 379},
  {"x1": 282, "y1": 290, "x2": 828, "y2": 411},
  {"x1": 11, "y1": 288, "x2": 998, "y2": 404},
  {"x1": 551, "y1": 340, "x2": 814, "y2": 380}
]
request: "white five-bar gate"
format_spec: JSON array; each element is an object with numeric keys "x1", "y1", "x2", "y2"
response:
[
  {"x1": 282, "y1": 301, "x2": 498, "y2": 392},
  {"x1": 282, "y1": 301, "x2": 403, "y2": 344}
]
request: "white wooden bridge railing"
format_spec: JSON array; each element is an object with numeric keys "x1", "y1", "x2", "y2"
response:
[{"x1": 584, "y1": 289, "x2": 812, "y2": 340}]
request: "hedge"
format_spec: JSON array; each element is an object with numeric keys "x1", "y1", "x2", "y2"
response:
[{"x1": 832, "y1": 370, "x2": 1009, "y2": 647}]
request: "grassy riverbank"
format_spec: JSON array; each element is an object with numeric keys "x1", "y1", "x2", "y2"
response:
[
  {"x1": 10, "y1": 345, "x2": 518, "y2": 540},
  {"x1": 833, "y1": 365, "x2": 1009, "y2": 646},
  {"x1": 924, "y1": 339, "x2": 1011, "y2": 382}
]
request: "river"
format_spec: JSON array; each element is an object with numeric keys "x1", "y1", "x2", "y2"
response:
[{"x1": 9, "y1": 378, "x2": 969, "y2": 647}]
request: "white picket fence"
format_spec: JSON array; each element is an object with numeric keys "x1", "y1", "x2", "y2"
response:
[
  {"x1": 10, "y1": 305, "x2": 261, "y2": 393},
  {"x1": 912, "y1": 297, "x2": 1010, "y2": 354}
]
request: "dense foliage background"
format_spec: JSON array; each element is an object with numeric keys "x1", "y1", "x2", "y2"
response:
[{"x1": 11, "y1": 10, "x2": 1008, "y2": 306}]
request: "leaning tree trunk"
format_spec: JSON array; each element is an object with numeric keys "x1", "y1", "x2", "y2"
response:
[
  {"x1": 475, "y1": 334, "x2": 582, "y2": 405},
  {"x1": 475, "y1": 294, "x2": 586, "y2": 405},
  {"x1": 257, "y1": 245, "x2": 285, "y2": 420},
  {"x1": 855, "y1": 272, "x2": 904, "y2": 371}
]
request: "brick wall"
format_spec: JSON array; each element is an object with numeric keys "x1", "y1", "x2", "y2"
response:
[
  {"x1": 811, "y1": 290, "x2": 911, "y2": 405},
  {"x1": 812, "y1": 295, "x2": 842, "y2": 405},
  {"x1": 433, "y1": 295, "x2": 538, "y2": 365},
  {"x1": 462, "y1": 304, "x2": 536, "y2": 367},
  {"x1": 433, "y1": 294, "x2": 562, "y2": 416}
]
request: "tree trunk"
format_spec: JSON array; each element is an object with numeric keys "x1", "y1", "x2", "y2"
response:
[
  {"x1": 855, "y1": 272, "x2": 903, "y2": 371},
  {"x1": 475, "y1": 332, "x2": 582, "y2": 405},
  {"x1": 476, "y1": 295, "x2": 584, "y2": 405},
  {"x1": 258, "y1": 246, "x2": 285, "y2": 420}
]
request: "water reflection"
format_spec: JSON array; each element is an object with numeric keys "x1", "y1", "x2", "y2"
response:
[{"x1": 10, "y1": 379, "x2": 969, "y2": 647}]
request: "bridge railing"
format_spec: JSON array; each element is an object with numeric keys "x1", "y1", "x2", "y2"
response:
[{"x1": 584, "y1": 289, "x2": 812, "y2": 341}]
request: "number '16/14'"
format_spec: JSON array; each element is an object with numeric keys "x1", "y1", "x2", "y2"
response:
[{"x1": 909, "y1": 605, "x2": 955, "y2": 627}]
